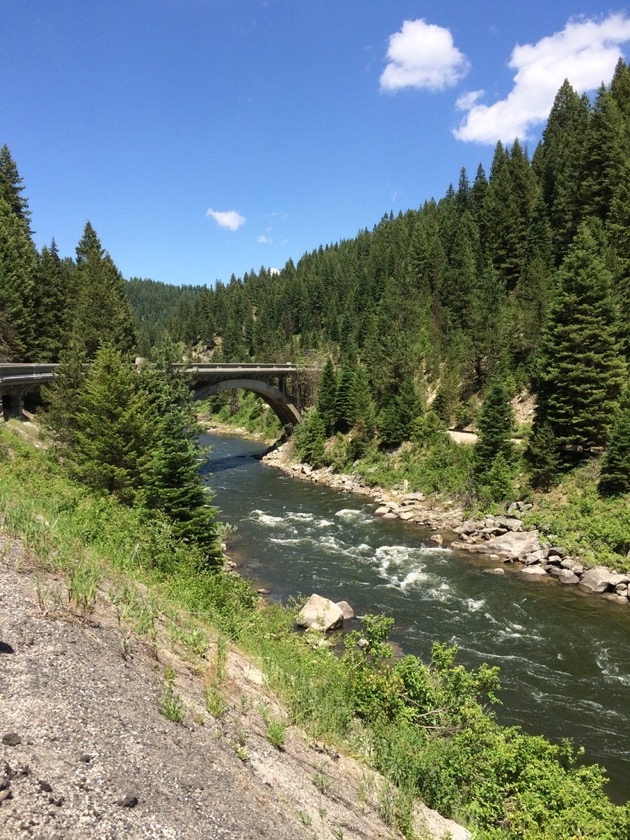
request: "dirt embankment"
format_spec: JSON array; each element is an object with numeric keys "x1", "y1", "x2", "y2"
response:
[{"x1": 0, "y1": 533, "x2": 468, "y2": 840}]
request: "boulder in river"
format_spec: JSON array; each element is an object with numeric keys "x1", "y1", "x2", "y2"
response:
[
  {"x1": 336, "y1": 600, "x2": 355, "y2": 621},
  {"x1": 296, "y1": 595, "x2": 344, "y2": 632},
  {"x1": 452, "y1": 530, "x2": 539, "y2": 561},
  {"x1": 579, "y1": 567, "x2": 630, "y2": 594}
]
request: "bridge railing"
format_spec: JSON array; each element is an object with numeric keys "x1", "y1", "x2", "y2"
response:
[{"x1": 174, "y1": 363, "x2": 300, "y2": 372}]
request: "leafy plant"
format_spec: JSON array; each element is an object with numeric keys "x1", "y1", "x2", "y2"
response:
[{"x1": 265, "y1": 717, "x2": 286, "y2": 750}]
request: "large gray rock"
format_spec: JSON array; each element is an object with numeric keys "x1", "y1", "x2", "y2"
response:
[
  {"x1": 296, "y1": 595, "x2": 344, "y2": 632},
  {"x1": 557, "y1": 569, "x2": 580, "y2": 585},
  {"x1": 494, "y1": 516, "x2": 523, "y2": 532},
  {"x1": 579, "y1": 567, "x2": 630, "y2": 594},
  {"x1": 453, "y1": 530, "x2": 540, "y2": 561},
  {"x1": 521, "y1": 565, "x2": 549, "y2": 577},
  {"x1": 336, "y1": 600, "x2": 355, "y2": 621}
]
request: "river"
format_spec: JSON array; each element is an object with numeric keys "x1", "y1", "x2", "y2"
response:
[{"x1": 200, "y1": 431, "x2": 630, "y2": 803}]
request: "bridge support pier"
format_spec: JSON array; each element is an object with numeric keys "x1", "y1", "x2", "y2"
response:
[{"x1": 1, "y1": 392, "x2": 25, "y2": 422}]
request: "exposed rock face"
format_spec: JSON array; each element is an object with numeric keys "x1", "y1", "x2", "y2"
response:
[
  {"x1": 296, "y1": 595, "x2": 344, "y2": 632},
  {"x1": 579, "y1": 567, "x2": 630, "y2": 594},
  {"x1": 521, "y1": 565, "x2": 550, "y2": 577},
  {"x1": 557, "y1": 569, "x2": 580, "y2": 585}
]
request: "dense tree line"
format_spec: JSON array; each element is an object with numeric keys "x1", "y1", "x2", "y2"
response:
[
  {"x1": 162, "y1": 66, "x2": 629, "y2": 494},
  {"x1": 1, "y1": 65, "x2": 629, "y2": 498}
]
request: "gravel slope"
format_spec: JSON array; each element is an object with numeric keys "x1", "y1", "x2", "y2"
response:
[{"x1": 0, "y1": 533, "x2": 468, "y2": 840}]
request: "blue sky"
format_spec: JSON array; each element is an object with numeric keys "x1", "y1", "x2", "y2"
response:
[{"x1": 2, "y1": 1, "x2": 629, "y2": 287}]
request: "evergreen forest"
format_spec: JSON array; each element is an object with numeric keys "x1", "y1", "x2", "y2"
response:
[{"x1": 1, "y1": 68, "x2": 630, "y2": 512}]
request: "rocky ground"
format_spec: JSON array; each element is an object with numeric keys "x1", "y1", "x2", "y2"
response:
[{"x1": 0, "y1": 532, "x2": 468, "y2": 840}]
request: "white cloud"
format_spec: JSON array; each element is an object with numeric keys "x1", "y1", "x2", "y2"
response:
[
  {"x1": 206, "y1": 208, "x2": 246, "y2": 231},
  {"x1": 257, "y1": 234, "x2": 272, "y2": 244},
  {"x1": 380, "y1": 19, "x2": 469, "y2": 92},
  {"x1": 455, "y1": 13, "x2": 630, "y2": 144}
]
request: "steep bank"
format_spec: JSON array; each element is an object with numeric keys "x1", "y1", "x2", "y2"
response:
[{"x1": 0, "y1": 531, "x2": 467, "y2": 840}]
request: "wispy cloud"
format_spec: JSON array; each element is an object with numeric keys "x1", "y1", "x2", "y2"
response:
[
  {"x1": 380, "y1": 19, "x2": 469, "y2": 92},
  {"x1": 206, "y1": 208, "x2": 246, "y2": 231},
  {"x1": 257, "y1": 234, "x2": 272, "y2": 244},
  {"x1": 455, "y1": 13, "x2": 630, "y2": 144}
]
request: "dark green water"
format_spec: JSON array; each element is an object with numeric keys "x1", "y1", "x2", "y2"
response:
[{"x1": 201, "y1": 432, "x2": 630, "y2": 803}]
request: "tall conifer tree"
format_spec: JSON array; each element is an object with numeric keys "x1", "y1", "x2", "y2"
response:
[
  {"x1": 598, "y1": 387, "x2": 630, "y2": 496},
  {"x1": 73, "y1": 222, "x2": 137, "y2": 359},
  {"x1": 0, "y1": 146, "x2": 36, "y2": 359},
  {"x1": 532, "y1": 221, "x2": 626, "y2": 461}
]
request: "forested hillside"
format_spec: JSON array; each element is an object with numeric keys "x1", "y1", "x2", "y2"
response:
[
  {"x1": 1, "y1": 66, "x2": 629, "y2": 503},
  {"x1": 166, "y1": 67, "x2": 630, "y2": 501}
]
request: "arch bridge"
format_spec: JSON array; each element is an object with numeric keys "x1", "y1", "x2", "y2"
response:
[
  {"x1": 0, "y1": 362, "x2": 306, "y2": 426},
  {"x1": 178, "y1": 363, "x2": 303, "y2": 427}
]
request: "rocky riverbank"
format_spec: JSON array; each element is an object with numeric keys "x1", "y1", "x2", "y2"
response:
[{"x1": 262, "y1": 441, "x2": 630, "y2": 607}]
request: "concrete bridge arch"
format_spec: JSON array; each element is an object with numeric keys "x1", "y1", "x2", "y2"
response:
[{"x1": 193, "y1": 378, "x2": 301, "y2": 428}]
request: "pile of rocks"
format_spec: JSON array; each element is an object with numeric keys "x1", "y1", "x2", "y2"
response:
[
  {"x1": 450, "y1": 515, "x2": 630, "y2": 605},
  {"x1": 372, "y1": 492, "x2": 464, "y2": 534}
]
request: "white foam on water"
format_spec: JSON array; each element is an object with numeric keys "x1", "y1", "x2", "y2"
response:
[
  {"x1": 596, "y1": 648, "x2": 630, "y2": 686},
  {"x1": 371, "y1": 544, "x2": 434, "y2": 590},
  {"x1": 464, "y1": 597, "x2": 486, "y2": 612},
  {"x1": 249, "y1": 510, "x2": 285, "y2": 527},
  {"x1": 269, "y1": 536, "x2": 311, "y2": 547},
  {"x1": 287, "y1": 512, "x2": 315, "y2": 523},
  {"x1": 399, "y1": 569, "x2": 430, "y2": 590},
  {"x1": 318, "y1": 534, "x2": 347, "y2": 553},
  {"x1": 335, "y1": 508, "x2": 372, "y2": 525}
]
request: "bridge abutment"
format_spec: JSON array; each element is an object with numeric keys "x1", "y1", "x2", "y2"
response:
[{"x1": 1, "y1": 392, "x2": 25, "y2": 422}]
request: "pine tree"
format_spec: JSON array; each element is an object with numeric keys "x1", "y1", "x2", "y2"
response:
[
  {"x1": 334, "y1": 364, "x2": 356, "y2": 433},
  {"x1": 526, "y1": 422, "x2": 561, "y2": 491},
  {"x1": 439, "y1": 210, "x2": 481, "y2": 329},
  {"x1": 606, "y1": 161, "x2": 630, "y2": 361},
  {"x1": 532, "y1": 221, "x2": 626, "y2": 461},
  {"x1": 580, "y1": 85, "x2": 628, "y2": 223},
  {"x1": 351, "y1": 364, "x2": 377, "y2": 438},
  {"x1": 0, "y1": 197, "x2": 35, "y2": 358},
  {"x1": 316, "y1": 359, "x2": 338, "y2": 434},
  {"x1": 41, "y1": 339, "x2": 89, "y2": 449},
  {"x1": 474, "y1": 373, "x2": 514, "y2": 479},
  {"x1": 598, "y1": 387, "x2": 630, "y2": 496},
  {"x1": 0, "y1": 147, "x2": 36, "y2": 359},
  {"x1": 137, "y1": 359, "x2": 221, "y2": 566},
  {"x1": 72, "y1": 344, "x2": 149, "y2": 502},
  {"x1": 0, "y1": 145, "x2": 31, "y2": 229},
  {"x1": 511, "y1": 196, "x2": 555, "y2": 370},
  {"x1": 73, "y1": 222, "x2": 137, "y2": 358},
  {"x1": 533, "y1": 80, "x2": 590, "y2": 262},
  {"x1": 32, "y1": 240, "x2": 77, "y2": 361},
  {"x1": 377, "y1": 379, "x2": 420, "y2": 447},
  {"x1": 483, "y1": 141, "x2": 537, "y2": 291},
  {"x1": 294, "y1": 407, "x2": 326, "y2": 467}
]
